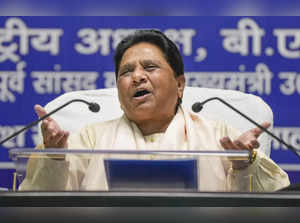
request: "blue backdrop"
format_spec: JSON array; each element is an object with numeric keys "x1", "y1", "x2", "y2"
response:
[{"x1": 1, "y1": 16, "x2": 300, "y2": 188}]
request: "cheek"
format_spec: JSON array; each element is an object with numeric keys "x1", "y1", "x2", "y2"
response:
[
  {"x1": 117, "y1": 90, "x2": 129, "y2": 112},
  {"x1": 159, "y1": 77, "x2": 178, "y2": 96},
  {"x1": 117, "y1": 78, "x2": 130, "y2": 92},
  {"x1": 117, "y1": 82, "x2": 130, "y2": 103}
]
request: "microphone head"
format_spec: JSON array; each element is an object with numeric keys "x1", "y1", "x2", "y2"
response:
[
  {"x1": 192, "y1": 102, "x2": 203, "y2": 113},
  {"x1": 89, "y1": 103, "x2": 100, "y2": 113}
]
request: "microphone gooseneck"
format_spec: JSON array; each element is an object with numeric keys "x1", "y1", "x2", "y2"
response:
[
  {"x1": 192, "y1": 97, "x2": 300, "y2": 160},
  {"x1": 0, "y1": 99, "x2": 100, "y2": 146}
]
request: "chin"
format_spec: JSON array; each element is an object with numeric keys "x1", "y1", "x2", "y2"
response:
[{"x1": 127, "y1": 110, "x2": 154, "y2": 123}]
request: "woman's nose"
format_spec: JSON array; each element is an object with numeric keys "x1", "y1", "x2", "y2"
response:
[{"x1": 132, "y1": 69, "x2": 147, "y2": 84}]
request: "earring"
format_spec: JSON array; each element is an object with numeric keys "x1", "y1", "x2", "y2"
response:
[{"x1": 178, "y1": 97, "x2": 182, "y2": 105}]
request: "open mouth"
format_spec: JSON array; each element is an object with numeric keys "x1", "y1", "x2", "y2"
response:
[{"x1": 133, "y1": 89, "x2": 150, "y2": 98}]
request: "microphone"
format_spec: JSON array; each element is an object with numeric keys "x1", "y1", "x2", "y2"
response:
[
  {"x1": 192, "y1": 97, "x2": 300, "y2": 160},
  {"x1": 0, "y1": 99, "x2": 100, "y2": 146}
]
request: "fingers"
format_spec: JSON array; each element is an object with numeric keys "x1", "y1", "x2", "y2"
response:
[
  {"x1": 34, "y1": 104, "x2": 53, "y2": 122},
  {"x1": 233, "y1": 138, "x2": 260, "y2": 150},
  {"x1": 220, "y1": 122, "x2": 269, "y2": 170},
  {"x1": 220, "y1": 137, "x2": 240, "y2": 150},
  {"x1": 222, "y1": 121, "x2": 269, "y2": 151},
  {"x1": 43, "y1": 128, "x2": 69, "y2": 148},
  {"x1": 220, "y1": 137, "x2": 254, "y2": 170},
  {"x1": 35, "y1": 104, "x2": 68, "y2": 148},
  {"x1": 42, "y1": 119, "x2": 58, "y2": 135},
  {"x1": 44, "y1": 130, "x2": 69, "y2": 148},
  {"x1": 34, "y1": 104, "x2": 47, "y2": 118},
  {"x1": 251, "y1": 122, "x2": 271, "y2": 138},
  {"x1": 220, "y1": 137, "x2": 260, "y2": 151},
  {"x1": 56, "y1": 131, "x2": 69, "y2": 148},
  {"x1": 42, "y1": 119, "x2": 57, "y2": 143},
  {"x1": 250, "y1": 139, "x2": 260, "y2": 148}
]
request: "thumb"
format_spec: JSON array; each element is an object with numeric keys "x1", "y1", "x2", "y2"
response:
[
  {"x1": 252, "y1": 121, "x2": 271, "y2": 137},
  {"x1": 261, "y1": 121, "x2": 271, "y2": 129},
  {"x1": 34, "y1": 104, "x2": 51, "y2": 120}
]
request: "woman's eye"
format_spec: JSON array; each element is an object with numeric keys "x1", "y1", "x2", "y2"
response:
[
  {"x1": 145, "y1": 65, "x2": 157, "y2": 71},
  {"x1": 119, "y1": 70, "x2": 129, "y2": 76}
]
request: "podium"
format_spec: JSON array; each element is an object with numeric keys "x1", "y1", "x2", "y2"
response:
[
  {"x1": 8, "y1": 148, "x2": 254, "y2": 192},
  {"x1": 1, "y1": 192, "x2": 300, "y2": 223},
  {"x1": 1, "y1": 149, "x2": 300, "y2": 222}
]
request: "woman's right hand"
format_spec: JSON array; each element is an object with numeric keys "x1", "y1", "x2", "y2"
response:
[{"x1": 34, "y1": 104, "x2": 69, "y2": 149}]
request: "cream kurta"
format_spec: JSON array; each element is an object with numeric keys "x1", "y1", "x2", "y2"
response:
[{"x1": 19, "y1": 107, "x2": 290, "y2": 192}]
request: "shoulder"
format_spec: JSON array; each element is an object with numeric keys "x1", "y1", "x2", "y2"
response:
[
  {"x1": 68, "y1": 116, "x2": 124, "y2": 149},
  {"x1": 188, "y1": 111, "x2": 240, "y2": 139},
  {"x1": 82, "y1": 117, "x2": 123, "y2": 134},
  {"x1": 188, "y1": 111, "x2": 225, "y2": 129}
]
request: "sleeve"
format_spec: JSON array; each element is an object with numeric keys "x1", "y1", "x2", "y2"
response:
[
  {"x1": 19, "y1": 125, "x2": 95, "y2": 191},
  {"x1": 18, "y1": 158, "x2": 70, "y2": 191},
  {"x1": 228, "y1": 150, "x2": 290, "y2": 192},
  {"x1": 214, "y1": 119, "x2": 290, "y2": 192}
]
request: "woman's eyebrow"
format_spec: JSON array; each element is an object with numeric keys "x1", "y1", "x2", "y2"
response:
[
  {"x1": 141, "y1": 59, "x2": 162, "y2": 66},
  {"x1": 119, "y1": 63, "x2": 135, "y2": 72}
]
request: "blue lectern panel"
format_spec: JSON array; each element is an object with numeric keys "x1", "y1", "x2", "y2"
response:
[{"x1": 104, "y1": 159, "x2": 198, "y2": 190}]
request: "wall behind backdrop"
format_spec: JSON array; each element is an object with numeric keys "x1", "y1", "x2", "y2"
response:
[{"x1": 0, "y1": 16, "x2": 300, "y2": 188}]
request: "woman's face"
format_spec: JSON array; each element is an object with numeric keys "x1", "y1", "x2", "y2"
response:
[{"x1": 116, "y1": 42, "x2": 185, "y2": 124}]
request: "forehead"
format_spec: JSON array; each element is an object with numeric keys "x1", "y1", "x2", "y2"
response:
[{"x1": 120, "y1": 42, "x2": 167, "y2": 66}]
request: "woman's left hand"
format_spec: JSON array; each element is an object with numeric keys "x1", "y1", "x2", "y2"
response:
[{"x1": 220, "y1": 122, "x2": 271, "y2": 169}]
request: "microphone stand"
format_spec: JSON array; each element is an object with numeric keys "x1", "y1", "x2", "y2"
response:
[
  {"x1": 192, "y1": 97, "x2": 300, "y2": 160},
  {"x1": 0, "y1": 99, "x2": 100, "y2": 146}
]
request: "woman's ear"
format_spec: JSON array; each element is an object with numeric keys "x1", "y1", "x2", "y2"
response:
[{"x1": 176, "y1": 75, "x2": 186, "y2": 99}]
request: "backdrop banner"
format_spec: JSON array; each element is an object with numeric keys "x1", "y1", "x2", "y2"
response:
[{"x1": 0, "y1": 16, "x2": 299, "y2": 188}]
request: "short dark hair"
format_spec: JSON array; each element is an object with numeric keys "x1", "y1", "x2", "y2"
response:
[{"x1": 114, "y1": 29, "x2": 184, "y2": 80}]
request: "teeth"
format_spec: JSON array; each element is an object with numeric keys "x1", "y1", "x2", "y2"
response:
[{"x1": 134, "y1": 90, "x2": 149, "y2": 97}]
